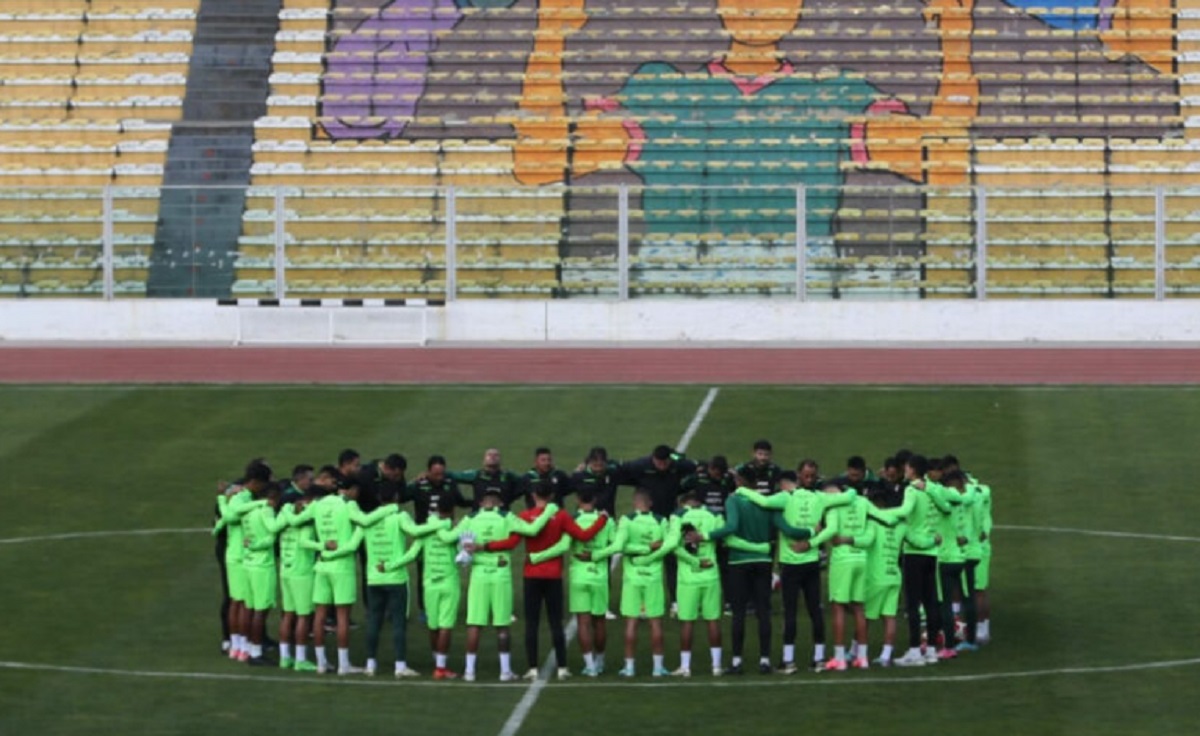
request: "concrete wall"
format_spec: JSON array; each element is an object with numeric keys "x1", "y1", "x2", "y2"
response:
[{"x1": 0, "y1": 300, "x2": 1197, "y2": 344}]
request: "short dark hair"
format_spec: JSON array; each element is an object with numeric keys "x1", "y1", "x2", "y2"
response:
[
  {"x1": 846, "y1": 456, "x2": 867, "y2": 471},
  {"x1": 633, "y1": 487, "x2": 653, "y2": 502},
  {"x1": 338, "y1": 449, "x2": 360, "y2": 467},
  {"x1": 244, "y1": 460, "x2": 272, "y2": 484},
  {"x1": 384, "y1": 453, "x2": 407, "y2": 471},
  {"x1": 943, "y1": 454, "x2": 960, "y2": 468},
  {"x1": 428, "y1": 454, "x2": 447, "y2": 470},
  {"x1": 733, "y1": 469, "x2": 752, "y2": 487},
  {"x1": 318, "y1": 464, "x2": 339, "y2": 478},
  {"x1": 534, "y1": 447, "x2": 552, "y2": 457},
  {"x1": 576, "y1": 487, "x2": 597, "y2": 505},
  {"x1": 942, "y1": 470, "x2": 966, "y2": 486},
  {"x1": 906, "y1": 454, "x2": 929, "y2": 476},
  {"x1": 652, "y1": 445, "x2": 673, "y2": 461},
  {"x1": 780, "y1": 470, "x2": 798, "y2": 483},
  {"x1": 894, "y1": 449, "x2": 913, "y2": 467},
  {"x1": 753, "y1": 439, "x2": 772, "y2": 452},
  {"x1": 292, "y1": 464, "x2": 314, "y2": 480},
  {"x1": 680, "y1": 489, "x2": 701, "y2": 505},
  {"x1": 797, "y1": 459, "x2": 819, "y2": 472},
  {"x1": 883, "y1": 457, "x2": 900, "y2": 471},
  {"x1": 435, "y1": 495, "x2": 457, "y2": 515},
  {"x1": 709, "y1": 455, "x2": 729, "y2": 473},
  {"x1": 928, "y1": 457, "x2": 945, "y2": 472},
  {"x1": 586, "y1": 446, "x2": 608, "y2": 463},
  {"x1": 533, "y1": 480, "x2": 555, "y2": 500}
]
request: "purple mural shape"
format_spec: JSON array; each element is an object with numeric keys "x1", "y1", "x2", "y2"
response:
[{"x1": 320, "y1": 0, "x2": 462, "y2": 139}]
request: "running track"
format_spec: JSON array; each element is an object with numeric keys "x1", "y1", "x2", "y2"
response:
[{"x1": 0, "y1": 346, "x2": 1197, "y2": 384}]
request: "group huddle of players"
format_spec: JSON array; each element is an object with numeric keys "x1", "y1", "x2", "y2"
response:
[{"x1": 212, "y1": 442, "x2": 993, "y2": 681}]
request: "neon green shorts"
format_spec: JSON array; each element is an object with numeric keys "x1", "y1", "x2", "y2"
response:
[
  {"x1": 313, "y1": 570, "x2": 357, "y2": 606},
  {"x1": 828, "y1": 559, "x2": 867, "y2": 604},
  {"x1": 281, "y1": 574, "x2": 314, "y2": 616},
  {"x1": 245, "y1": 566, "x2": 276, "y2": 611},
  {"x1": 226, "y1": 561, "x2": 248, "y2": 602},
  {"x1": 620, "y1": 581, "x2": 665, "y2": 619},
  {"x1": 865, "y1": 581, "x2": 900, "y2": 620},
  {"x1": 425, "y1": 582, "x2": 460, "y2": 630},
  {"x1": 975, "y1": 554, "x2": 990, "y2": 591},
  {"x1": 466, "y1": 576, "x2": 512, "y2": 627},
  {"x1": 676, "y1": 582, "x2": 721, "y2": 622},
  {"x1": 569, "y1": 581, "x2": 609, "y2": 616}
]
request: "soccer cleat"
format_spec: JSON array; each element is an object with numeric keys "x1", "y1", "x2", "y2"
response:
[
  {"x1": 872, "y1": 656, "x2": 892, "y2": 668},
  {"x1": 556, "y1": 667, "x2": 570, "y2": 681},
  {"x1": 463, "y1": 671, "x2": 477, "y2": 682},
  {"x1": 511, "y1": 614, "x2": 519, "y2": 624},
  {"x1": 247, "y1": 656, "x2": 276, "y2": 668},
  {"x1": 604, "y1": 610, "x2": 618, "y2": 621},
  {"x1": 279, "y1": 657, "x2": 295, "y2": 670},
  {"x1": 850, "y1": 657, "x2": 869, "y2": 670},
  {"x1": 823, "y1": 659, "x2": 848, "y2": 672},
  {"x1": 936, "y1": 648, "x2": 958, "y2": 661},
  {"x1": 894, "y1": 649, "x2": 925, "y2": 667},
  {"x1": 617, "y1": 665, "x2": 636, "y2": 678},
  {"x1": 228, "y1": 648, "x2": 240, "y2": 661},
  {"x1": 652, "y1": 666, "x2": 671, "y2": 678},
  {"x1": 955, "y1": 641, "x2": 979, "y2": 653},
  {"x1": 594, "y1": 661, "x2": 605, "y2": 675},
  {"x1": 294, "y1": 660, "x2": 318, "y2": 673},
  {"x1": 923, "y1": 648, "x2": 940, "y2": 665},
  {"x1": 395, "y1": 667, "x2": 421, "y2": 678},
  {"x1": 758, "y1": 661, "x2": 772, "y2": 675},
  {"x1": 522, "y1": 668, "x2": 540, "y2": 681},
  {"x1": 499, "y1": 671, "x2": 518, "y2": 682},
  {"x1": 669, "y1": 602, "x2": 679, "y2": 619},
  {"x1": 810, "y1": 660, "x2": 825, "y2": 673},
  {"x1": 726, "y1": 662, "x2": 744, "y2": 676},
  {"x1": 220, "y1": 641, "x2": 231, "y2": 655},
  {"x1": 236, "y1": 651, "x2": 250, "y2": 663},
  {"x1": 364, "y1": 664, "x2": 377, "y2": 677},
  {"x1": 580, "y1": 666, "x2": 600, "y2": 678},
  {"x1": 337, "y1": 665, "x2": 365, "y2": 676},
  {"x1": 670, "y1": 667, "x2": 691, "y2": 678},
  {"x1": 777, "y1": 661, "x2": 798, "y2": 675},
  {"x1": 712, "y1": 667, "x2": 723, "y2": 677},
  {"x1": 433, "y1": 667, "x2": 459, "y2": 681},
  {"x1": 316, "y1": 663, "x2": 331, "y2": 675}
]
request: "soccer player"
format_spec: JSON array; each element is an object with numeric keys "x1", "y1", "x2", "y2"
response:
[
  {"x1": 941, "y1": 470, "x2": 979, "y2": 653},
  {"x1": 863, "y1": 486, "x2": 921, "y2": 667},
  {"x1": 213, "y1": 459, "x2": 274, "y2": 662},
  {"x1": 807, "y1": 482, "x2": 875, "y2": 671},
  {"x1": 281, "y1": 464, "x2": 314, "y2": 505},
  {"x1": 241, "y1": 481, "x2": 286, "y2": 666},
  {"x1": 705, "y1": 471, "x2": 813, "y2": 675},
  {"x1": 362, "y1": 486, "x2": 451, "y2": 678},
  {"x1": 570, "y1": 446, "x2": 621, "y2": 517},
  {"x1": 670, "y1": 489, "x2": 726, "y2": 677},
  {"x1": 974, "y1": 476, "x2": 994, "y2": 644},
  {"x1": 354, "y1": 453, "x2": 408, "y2": 514},
  {"x1": 681, "y1": 456, "x2": 735, "y2": 611},
  {"x1": 517, "y1": 446, "x2": 573, "y2": 508},
  {"x1": 449, "y1": 448, "x2": 522, "y2": 511},
  {"x1": 612, "y1": 488, "x2": 678, "y2": 677},
  {"x1": 834, "y1": 455, "x2": 877, "y2": 491},
  {"x1": 421, "y1": 495, "x2": 471, "y2": 680},
  {"x1": 482, "y1": 479, "x2": 607, "y2": 681},
  {"x1": 616, "y1": 446, "x2": 696, "y2": 610},
  {"x1": 303, "y1": 481, "x2": 368, "y2": 674},
  {"x1": 278, "y1": 490, "x2": 319, "y2": 671},
  {"x1": 738, "y1": 467, "x2": 853, "y2": 673},
  {"x1": 460, "y1": 488, "x2": 558, "y2": 682},
  {"x1": 734, "y1": 440, "x2": 784, "y2": 494},
  {"x1": 335, "y1": 449, "x2": 362, "y2": 488},
  {"x1": 529, "y1": 486, "x2": 615, "y2": 676},
  {"x1": 407, "y1": 455, "x2": 472, "y2": 616},
  {"x1": 894, "y1": 455, "x2": 946, "y2": 668}
]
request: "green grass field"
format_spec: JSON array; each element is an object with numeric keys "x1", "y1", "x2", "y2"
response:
[{"x1": 1, "y1": 385, "x2": 1198, "y2": 735}]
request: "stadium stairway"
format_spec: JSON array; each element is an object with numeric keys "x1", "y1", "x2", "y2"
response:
[{"x1": 148, "y1": 0, "x2": 281, "y2": 297}]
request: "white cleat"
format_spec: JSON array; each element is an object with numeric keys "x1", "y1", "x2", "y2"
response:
[
  {"x1": 556, "y1": 667, "x2": 571, "y2": 681},
  {"x1": 894, "y1": 649, "x2": 926, "y2": 668},
  {"x1": 337, "y1": 665, "x2": 364, "y2": 676},
  {"x1": 923, "y1": 648, "x2": 939, "y2": 665},
  {"x1": 604, "y1": 610, "x2": 618, "y2": 621},
  {"x1": 317, "y1": 663, "x2": 331, "y2": 675},
  {"x1": 522, "y1": 668, "x2": 539, "y2": 681},
  {"x1": 499, "y1": 671, "x2": 519, "y2": 682},
  {"x1": 712, "y1": 667, "x2": 723, "y2": 677},
  {"x1": 463, "y1": 671, "x2": 477, "y2": 682},
  {"x1": 872, "y1": 656, "x2": 892, "y2": 668},
  {"x1": 394, "y1": 667, "x2": 420, "y2": 678},
  {"x1": 669, "y1": 602, "x2": 679, "y2": 619},
  {"x1": 670, "y1": 667, "x2": 691, "y2": 678},
  {"x1": 364, "y1": 664, "x2": 377, "y2": 677}
]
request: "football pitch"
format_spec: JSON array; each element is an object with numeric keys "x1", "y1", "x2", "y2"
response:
[{"x1": 1, "y1": 384, "x2": 1198, "y2": 735}]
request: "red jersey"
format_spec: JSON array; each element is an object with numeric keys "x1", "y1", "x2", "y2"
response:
[{"x1": 484, "y1": 507, "x2": 607, "y2": 579}]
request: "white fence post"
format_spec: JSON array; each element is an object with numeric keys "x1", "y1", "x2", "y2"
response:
[
  {"x1": 102, "y1": 185, "x2": 114, "y2": 300},
  {"x1": 274, "y1": 187, "x2": 286, "y2": 300},
  {"x1": 1155, "y1": 186, "x2": 1166, "y2": 301},
  {"x1": 445, "y1": 186, "x2": 457, "y2": 301},
  {"x1": 618, "y1": 184, "x2": 629, "y2": 300},
  {"x1": 975, "y1": 186, "x2": 988, "y2": 300},
  {"x1": 795, "y1": 185, "x2": 807, "y2": 301}
]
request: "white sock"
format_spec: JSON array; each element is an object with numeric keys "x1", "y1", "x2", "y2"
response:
[
  {"x1": 856, "y1": 644, "x2": 867, "y2": 661},
  {"x1": 850, "y1": 640, "x2": 859, "y2": 654},
  {"x1": 952, "y1": 602, "x2": 962, "y2": 615},
  {"x1": 980, "y1": 620, "x2": 990, "y2": 638},
  {"x1": 731, "y1": 655, "x2": 742, "y2": 667},
  {"x1": 499, "y1": 652, "x2": 511, "y2": 674},
  {"x1": 435, "y1": 652, "x2": 448, "y2": 669},
  {"x1": 395, "y1": 661, "x2": 407, "y2": 674},
  {"x1": 814, "y1": 644, "x2": 825, "y2": 662},
  {"x1": 882, "y1": 644, "x2": 894, "y2": 661},
  {"x1": 232, "y1": 634, "x2": 243, "y2": 652},
  {"x1": 338, "y1": 648, "x2": 351, "y2": 669},
  {"x1": 280, "y1": 643, "x2": 292, "y2": 661},
  {"x1": 316, "y1": 647, "x2": 328, "y2": 668},
  {"x1": 680, "y1": 651, "x2": 692, "y2": 670},
  {"x1": 367, "y1": 658, "x2": 378, "y2": 671},
  {"x1": 710, "y1": 647, "x2": 721, "y2": 670},
  {"x1": 583, "y1": 652, "x2": 595, "y2": 669},
  {"x1": 834, "y1": 646, "x2": 845, "y2": 662},
  {"x1": 250, "y1": 643, "x2": 262, "y2": 658},
  {"x1": 783, "y1": 644, "x2": 795, "y2": 663},
  {"x1": 296, "y1": 644, "x2": 308, "y2": 663},
  {"x1": 624, "y1": 657, "x2": 635, "y2": 671},
  {"x1": 466, "y1": 653, "x2": 478, "y2": 675},
  {"x1": 760, "y1": 656, "x2": 770, "y2": 666},
  {"x1": 652, "y1": 654, "x2": 663, "y2": 670}
]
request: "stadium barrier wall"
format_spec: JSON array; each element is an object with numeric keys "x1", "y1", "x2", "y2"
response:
[{"x1": 0, "y1": 299, "x2": 1197, "y2": 344}]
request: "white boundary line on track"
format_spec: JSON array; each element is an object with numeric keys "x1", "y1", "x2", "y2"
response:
[
  {"x1": 496, "y1": 386, "x2": 720, "y2": 736},
  {"x1": 2, "y1": 657, "x2": 1199, "y2": 690}
]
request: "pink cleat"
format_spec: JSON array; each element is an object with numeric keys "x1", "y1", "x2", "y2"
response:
[
  {"x1": 237, "y1": 651, "x2": 250, "y2": 663},
  {"x1": 823, "y1": 658, "x2": 848, "y2": 672},
  {"x1": 850, "y1": 657, "x2": 869, "y2": 670},
  {"x1": 936, "y1": 648, "x2": 958, "y2": 661}
]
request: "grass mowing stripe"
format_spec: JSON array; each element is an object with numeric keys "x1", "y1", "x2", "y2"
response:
[{"x1": 496, "y1": 386, "x2": 720, "y2": 736}]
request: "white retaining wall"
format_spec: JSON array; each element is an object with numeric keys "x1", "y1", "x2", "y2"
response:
[{"x1": 0, "y1": 299, "x2": 1197, "y2": 344}]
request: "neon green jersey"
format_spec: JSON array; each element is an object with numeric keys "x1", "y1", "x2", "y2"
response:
[
  {"x1": 309, "y1": 495, "x2": 363, "y2": 574},
  {"x1": 612, "y1": 511, "x2": 677, "y2": 582},
  {"x1": 865, "y1": 515, "x2": 907, "y2": 585},
  {"x1": 241, "y1": 504, "x2": 288, "y2": 568},
  {"x1": 567, "y1": 509, "x2": 615, "y2": 586},
  {"x1": 363, "y1": 509, "x2": 448, "y2": 586},
  {"x1": 738, "y1": 487, "x2": 853, "y2": 565},
  {"x1": 461, "y1": 506, "x2": 556, "y2": 581},
  {"x1": 931, "y1": 482, "x2": 972, "y2": 564},
  {"x1": 421, "y1": 517, "x2": 465, "y2": 589},
  {"x1": 672, "y1": 506, "x2": 722, "y2": 586},
  {"x1": 902, "y1": 481, "x2": 942, "y2": 557},
  {"x1": 810, "y1": 494, "x2": 875, "y2": 563},
  {"x1": 218, "y1": 490, "x2": 256, "y2": 564},
  {"x1": 279, "y1": 507, "x2": 317, "y2": 578}
]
